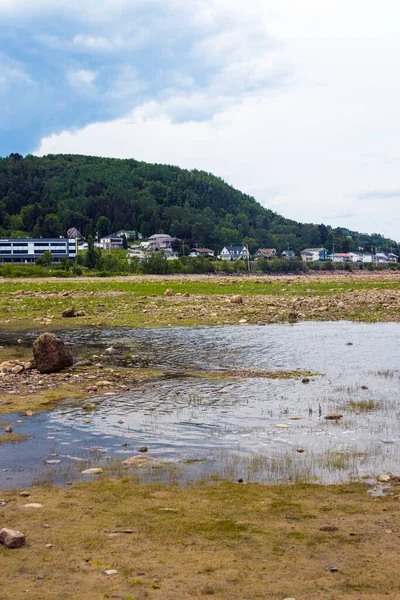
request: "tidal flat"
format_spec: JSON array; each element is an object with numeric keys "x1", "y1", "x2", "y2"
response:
[{"x1": 1, "y1": 274, "x2": 400, "y2": 599}]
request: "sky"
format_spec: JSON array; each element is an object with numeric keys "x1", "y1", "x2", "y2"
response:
[{"x1": 1, "y1": 0, "x2": 400, "y2": 240}]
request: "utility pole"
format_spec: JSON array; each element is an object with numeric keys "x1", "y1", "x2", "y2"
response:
[{"x1": 246, "y1": 245, "x2": 250, "y2": 273}]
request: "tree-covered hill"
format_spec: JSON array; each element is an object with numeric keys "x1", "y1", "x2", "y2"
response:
[{"x1": 0, "y1": 153, "x2": 397, "y2": 254}]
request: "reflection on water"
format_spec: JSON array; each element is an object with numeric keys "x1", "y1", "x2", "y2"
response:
[{"x1": 1, "y1": 321, "x2": 399, "y2": 488}]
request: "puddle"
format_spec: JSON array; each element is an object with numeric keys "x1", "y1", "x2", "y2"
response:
[{"x1": 1, "y1": 321, "x2": 400, "y2": 488}]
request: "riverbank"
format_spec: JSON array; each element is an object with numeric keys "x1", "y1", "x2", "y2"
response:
[
  {"x1": 1, "y1": 271, "x2": 400, "y2": 328},
  {"x1": 0, "y1": 478, "x2": 399, "y2": 600}
]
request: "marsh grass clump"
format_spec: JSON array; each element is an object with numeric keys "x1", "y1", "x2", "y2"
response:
[
  {"x1": 0, "y1": 433, "x2": 28, "y2": 445},
  {"x1": 347, "y1": 399, "x2": 382, "y2": 412}
]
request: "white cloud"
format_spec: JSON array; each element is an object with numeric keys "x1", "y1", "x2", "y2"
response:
[
  {"x1": 0, "y1": 54, "x2": 33, "y2": 87},
  {"x1": 66, "y1": 69, "x2": 98, "y2": 90},
  {"x1": 24, "y1": 0, "x2": 400, "y2": 239},
  {"x1": 72, "y1": 35, "x2": 113, "y2": 51}
]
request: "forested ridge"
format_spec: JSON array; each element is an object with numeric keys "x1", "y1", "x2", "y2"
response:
[{"x1": 0, "y1": 153, "x2": 397, "y2": 254}]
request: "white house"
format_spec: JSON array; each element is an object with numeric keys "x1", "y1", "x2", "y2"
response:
[
  {"x1": 374, "y1": 253, "x2": 390, "y2": 263},
  {"x1": 281, "y1": 250, "x2": 296, "y2": 259},
  {"x1": 189, "y1": 248, "x2": 215, "y2": 257},
  {"x1": 126, "y1": 249, "x2": 145, "y2": 261},
  {"x1": 220, "y1": 246, "x2": 250, "y2": 261},
  {"x1": 349, "y1": 252, "x2": 373, "y2": 263},
  {"x1": 300, "y1": 248, "x2": 329, "y2": 262},
  {"x1": 330, "y1": 253, "x2": 352, "y2": 263},
  {"x1": 115, "y1": 229, "x2": 137, "y2": 240},
  {"x1": 100, "y1": 236, "x2": 123, "y2": 250}
]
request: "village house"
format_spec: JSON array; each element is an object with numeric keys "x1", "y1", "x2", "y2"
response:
[
  {"x1": 115, "y1": 229, "x2": 138, "y2": 240},
  {"x1": 330, "y1": 253, "x2": 352, "y2": 263},
  {"x1": 67, "y1": 227, "x2": 84, "y2": 241},
  {"x1": 374, "y1": 252, "x2": 390, "y2": 263},
  {"x1": 99, "y1": 235, "x2": 123, "y2": 250},
  {"x1": 349, "y1": 252, "x2": 373, "y2": 263},
  {"x1": 281, "y1": 250, "x2": 296, "y2": 259},
  {"x1": 254, "y1": 248, "x2": 277, "y2": 260},
  {"x1": 189, "y1": 248, "x2": 215, "y2": 257},
  {"x1": 388, "y1": 253, "x2": 398, "y2": 262},
  {"x1": 148, "y1": 234, "x2": 179, "y2": 251},
  {"x1": 164, "y1": 248, "x2": 179, "y2": 260},
  {"x1": 220, "y1": 245, "x2": 250, "y2": 261},
  {"x1": 300, "y1": 248, "x2": 329, "y2": 262}
]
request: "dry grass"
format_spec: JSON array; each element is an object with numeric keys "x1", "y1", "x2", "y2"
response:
[{"x1": 0, "y1": 479, "x2": 399, "y2": 599}]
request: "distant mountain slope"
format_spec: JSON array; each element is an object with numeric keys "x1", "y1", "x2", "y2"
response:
[{"x1": 0, "y1": 153, "x2": 397, "y2": 254}]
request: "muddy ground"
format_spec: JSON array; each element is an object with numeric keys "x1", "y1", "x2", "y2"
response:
[{"x1": 0, "y1": 479, "x2": 399, "y2": 600}]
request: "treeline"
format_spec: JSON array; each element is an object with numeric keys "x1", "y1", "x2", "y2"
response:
[
  {"x1": 0, "y1": 153, "x2": 398, "y2": 254},
  {"x1": 1, "y1": 252, "x2": 400, "y2": 279}
]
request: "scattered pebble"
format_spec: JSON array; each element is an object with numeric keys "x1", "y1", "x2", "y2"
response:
[{"x1": 104, "y1": 569, "x2": 118, "y2": 576}]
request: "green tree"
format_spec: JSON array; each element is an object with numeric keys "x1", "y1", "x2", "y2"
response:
[
  {"x1": 122, "y1": 234, "x2": 128, "y2": 249},
  {"x1": 96, "y1": 216, "x2": 111, "y2": 239},
  {"x1": 86, "y1": 235, "x2": 97, "y2": 270},
  {"x1": 36, "y1": 250, "x2": 53, "y2": 267}
]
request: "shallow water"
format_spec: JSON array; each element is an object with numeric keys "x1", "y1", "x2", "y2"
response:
[{"x1": 1, "y1": 322, "x2": 399, "y2": 488}]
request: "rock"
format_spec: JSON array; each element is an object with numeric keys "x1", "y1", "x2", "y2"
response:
[
  {"x1": 324, "y1": 413, "x2": 343, "y2": 420},
  {"x1": 301, "y1": 377, "x2": 310, "y2": 384},
  {"x1": 81, "y1": 468, "x2": 103, "y2": 475},
  {"x1": 377, "y1": 474, "x2": 391, "y2": 483},
  {"x1": 319, "y1": 526, "x2": 338, "y2": 532},
  {"x1": 45, "y1": 459, "x2": 61, "y2": 465},
  {"x1": 83, "y1": 403, "x2": 97, "y2": 411},
  {"x1": 276, "y1": 424, "x2": 289, "y2": 428},
  {"x1": 329, "y1": 567, "x2": 339, "y2": 573},
  {"x1": 33, "y1": 333, "x2": 73, "y2": 374},
  {"x1": 11, "y1": 365, "x2": 24, "y2": 374},
  {"x1": 74, "y1": 359, "x2": 92, "y2": 367},
  {"x1": 5, "y1": 426, "x2": 13, "y2": 433},
  {"x1": 23, "y1": 503, "x2": 43, "y2": 509},
  {"x1": 19, "y1": 491, "x2": 30, "y2": 497},
  {"x1": 0, "y1": 528, "x2": 25, "y2": 549},
  {"x1": 96, "y1": 380, "x2": 113, "y2": 387},
  {"x1": 23, "y1": 362, "x2": 33, "y2": 370},
  {"x1": 296, "y1": 448, "x2": 305, "y2": 453},
  {"x1": 76, "y1": 310, "x2": 85, "y2": 317},
  {"x1": 361, "y1": 385, "x2": 368, "y2": 390},
  {"x1": 25, "y1": 410, "x2": 34, "y2": 417},
  {"x1": 346, "y1": 342, "x2": 353, "y2": 346},
  {"x1": 239, "y1": 319, "x2": 248, "y2": 324},
  {"x1": 45, "y1": 543, "x2": 53, "y2": 548},
  {"x1": 164, "y1": 288, "x2": 174, "y2": 296},
  {"x1": 122, "y1": 455, "x2": 152, "y2": 466},
  {"x1": 62, "y1": 307, "x2": 75, "y2": 318},
  {"x1": 230, "y1": 295, "x2": 243, "y2": 304},
  {"x1": 104, "y1": 570, "x2": 118, "y2": 576},
  {"x1": 105, "y1": 347, "x2": 114, "y2": 354},
  {"x1": 318, "y1": 306, "x2": 329, "y2": 312},
  {"x1": 238, "y1": 478, "x2": 244, "y2": 483},
  {"x1": 137, "y1": 446, "x2": 148, "y2": 453}
]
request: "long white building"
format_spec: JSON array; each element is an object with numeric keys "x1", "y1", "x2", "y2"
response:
[{"x1": 0, "y1": 238, "x2": 76, "y2": 263}]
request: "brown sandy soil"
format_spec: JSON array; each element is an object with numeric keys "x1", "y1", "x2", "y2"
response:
[{"x1": 0, "y1": 479, "x2": 399, "y2": 599}]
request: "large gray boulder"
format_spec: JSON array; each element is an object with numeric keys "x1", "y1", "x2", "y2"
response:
[
  {"x1": 0, "y1": 528, "x2": 25, "y2": 548},
  {"x1": 33, "y1": 332, "x2": 73, "y2": 374}
]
